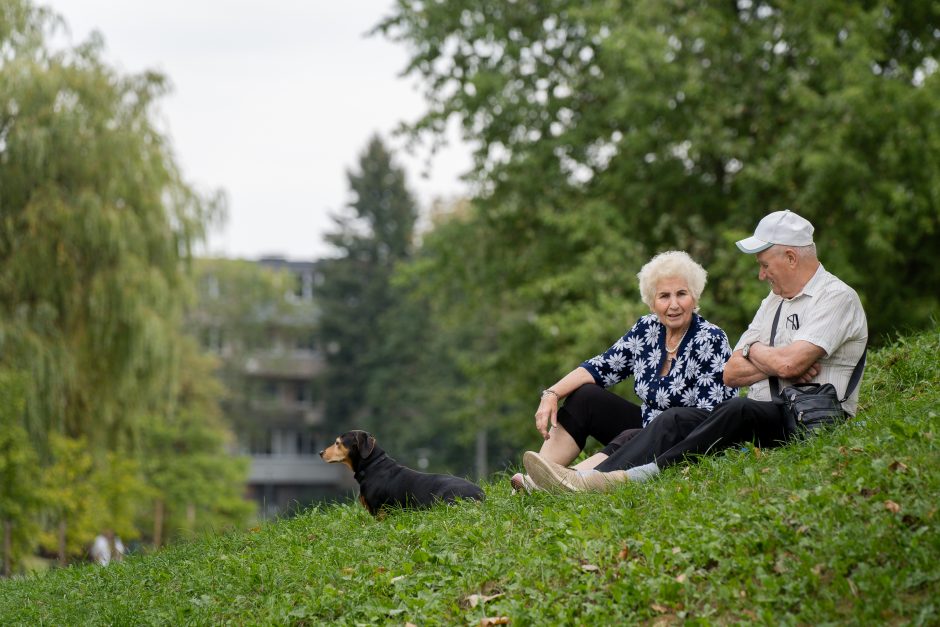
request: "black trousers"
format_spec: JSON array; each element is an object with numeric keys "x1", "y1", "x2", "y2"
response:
[
  {"x1": 594, "y1": 397, "x2": 791, "y2": 472},
  {"x1": 556, "y1": 384, "x2": 643, "y2": 453}
]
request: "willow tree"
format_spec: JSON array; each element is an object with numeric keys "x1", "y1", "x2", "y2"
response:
[{"x1": 0, "y1": 1, "x2": 222, "y2": 452}]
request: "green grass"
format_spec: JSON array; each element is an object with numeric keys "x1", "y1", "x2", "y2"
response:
[{"x1": 2, "y1": 328, "x2": 939, "y2": 625}]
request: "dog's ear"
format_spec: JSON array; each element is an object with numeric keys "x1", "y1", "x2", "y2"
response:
[{"x1": 356, "y1": 431, "x2": 376, "y2": 459}]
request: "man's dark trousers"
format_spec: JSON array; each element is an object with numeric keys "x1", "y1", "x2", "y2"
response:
[{"x1": 595, "y1": 397, "x2": 791, "y2": 472}]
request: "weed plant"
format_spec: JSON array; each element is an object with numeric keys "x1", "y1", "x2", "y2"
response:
[{"x1": 1, "y1": 328, "x2": 937, "y2": 625}]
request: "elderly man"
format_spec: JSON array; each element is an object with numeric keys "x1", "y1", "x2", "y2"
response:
[{"x1": 524, "y1": 210, "x2": 868, "y2": 492}]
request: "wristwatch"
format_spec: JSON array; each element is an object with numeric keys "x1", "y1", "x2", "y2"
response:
[{"x1": 742, "y1": 342, "x2": 755, "y2": 360}]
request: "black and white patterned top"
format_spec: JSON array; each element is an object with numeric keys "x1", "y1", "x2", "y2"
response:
[{"x1": 580, "y1": 313, "x2": 736, "y2": 426}]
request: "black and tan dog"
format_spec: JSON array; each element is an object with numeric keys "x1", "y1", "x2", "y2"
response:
[{"x1": 320, "y1": 430, "x2": 485, "y2": 517}]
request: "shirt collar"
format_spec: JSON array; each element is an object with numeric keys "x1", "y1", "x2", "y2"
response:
[
  {"x1": 782, "y1": 263, "x2": 826, "y2": 301},
  {"x1": 795, "y1": 263, "x2": 826, "y2": 299}
]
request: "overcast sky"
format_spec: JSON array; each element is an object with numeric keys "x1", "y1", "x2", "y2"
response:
[{"x1": 46, "y1": 0, "x2": 472, "y2": 261}]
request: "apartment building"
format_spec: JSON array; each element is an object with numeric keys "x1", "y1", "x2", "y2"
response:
[{"x1": 193, "y1": 257, "x2": 354, "y2": 518}]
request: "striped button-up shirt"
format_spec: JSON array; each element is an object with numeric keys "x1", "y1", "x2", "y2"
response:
[{"x1": 734, "y1": 264, "x2": 868, "y2": 415}]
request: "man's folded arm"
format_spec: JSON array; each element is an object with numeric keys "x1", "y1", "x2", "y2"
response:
[{"x1": 724, "y1": 340, "x2": 825, "y2": 388}]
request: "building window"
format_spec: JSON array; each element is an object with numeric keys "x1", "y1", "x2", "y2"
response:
[
  {"x1": 263, "y1": 381, "x2": 278, "y2": 400},
  {"x1": 204, "y1": 326, "x2": 223, "y2": 353},
  {"x1": 295, "y1": 333, "x2": 317, "y2": 351},
  {"x1": 206, "y1": 274, "x2": 220, "y2": 299},
  {"x1": 295, "y1": 271, "x2": 314, "y2": 301}
]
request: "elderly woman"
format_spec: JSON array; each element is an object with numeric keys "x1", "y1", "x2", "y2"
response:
[{"x1": 511, "y1": 251, "x2": 736, "y2": 493}]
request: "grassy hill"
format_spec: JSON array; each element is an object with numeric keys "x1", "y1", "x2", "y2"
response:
[{"x1": 2, "y1": 328, "x2": 938, "y2": 625}]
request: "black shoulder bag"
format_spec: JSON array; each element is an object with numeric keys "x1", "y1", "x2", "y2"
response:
[{"x1": 766, "y1": 301, "x2": 867, "y2": 436}]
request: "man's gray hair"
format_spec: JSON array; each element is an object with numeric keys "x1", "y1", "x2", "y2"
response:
[
  {"x1": 637, "y1": 251, "x2": 708, "y2": 311},
  {"x1": 770, "y1": 243, "x2": 818, "y2": 260},
  {"x1": 795, "y1": 243, "x2": 818, "y2": 260}
]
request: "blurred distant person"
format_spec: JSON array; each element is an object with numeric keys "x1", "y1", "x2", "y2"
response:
[{"x1": 90, "y1": 533, "x2": 125, "y2": 566}]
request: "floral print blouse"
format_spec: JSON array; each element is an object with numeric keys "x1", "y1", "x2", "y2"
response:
[{"x1": 580, "y1": 313, "x2": 736, "y2": 426}]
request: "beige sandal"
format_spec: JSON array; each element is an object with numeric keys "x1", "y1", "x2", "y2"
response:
[{"x1": 510, "y1": 472, "x2": 543, "y2": 494}]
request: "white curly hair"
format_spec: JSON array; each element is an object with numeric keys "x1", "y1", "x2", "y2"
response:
[{"x1": 637, "y1": 250, "x2": 708, "y2": 311}]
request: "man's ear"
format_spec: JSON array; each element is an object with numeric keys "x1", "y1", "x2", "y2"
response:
[{"x1": 357, "y1": 432, "x2": 376, "y2": 458}]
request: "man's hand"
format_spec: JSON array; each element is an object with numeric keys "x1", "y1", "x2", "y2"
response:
[
  {"x1": 749, "y1": 340, "x2": 826, "y2": 381},
  {"x1": 725, "y1": 341, "x2": 826, "y2": 388},
  {"x1": 794, "y1": 361, "x2": 822, "y2": 384},
  {"x1": 724, "y1": 348, "x2": 772, "y2": 387}
]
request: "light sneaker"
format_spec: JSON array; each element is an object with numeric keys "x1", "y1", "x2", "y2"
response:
[
  {"x1": 523, "y1": 451, "x2": 628, "y2": 493},
  {"x1": 510, "y1": 472, "x2": 543, "y2": 494}
]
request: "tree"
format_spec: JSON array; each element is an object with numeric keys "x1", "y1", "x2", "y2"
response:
[
  {"x1": 0, "y1": 370, "x2": 41, "y2": 577},
  {"x1": 37, "y1": 435, "x2": 97, "y2": 566},
  {"x1": 0, "y1": 0, "x2": 222, "y2": 453},
  {"x1": 1, "y1": 1, "x2": 250, "y2": 564},
  {"x1": 367, "y1": 0, "x2": 940, "y2": 462},
  {"x1": 139, "y1": 337, "x2": 253, "y2": 548},
  {"x1": 315, "y1": 136, "x2": 419, "y2": 435},
  {"x1": 90, "y1": 453, "x2": 147, "y2": 562},
  {"x1": 377, "y1": 0, "x2": 940, "y2": 341}
]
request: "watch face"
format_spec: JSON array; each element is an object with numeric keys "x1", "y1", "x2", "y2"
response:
[{"x1": 743, "y1": 344, "x2": 750, "y2": 359}]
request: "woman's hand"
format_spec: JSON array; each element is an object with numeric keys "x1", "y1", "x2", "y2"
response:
[
  {"x1": 535, "y1": 394, "x2": 559, "y2": 440},
  {"x1": 532, "y1": 368, "x2": 593, "y2": 439}
]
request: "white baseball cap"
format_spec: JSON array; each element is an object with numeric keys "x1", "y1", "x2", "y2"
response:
[{"x1": 736, "y1": 210, "x2": 815, "y2": 254}]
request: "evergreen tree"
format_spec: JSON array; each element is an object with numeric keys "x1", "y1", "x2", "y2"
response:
[{"x1": 316, "y1": 136, "x2": 419, "y2": 435}]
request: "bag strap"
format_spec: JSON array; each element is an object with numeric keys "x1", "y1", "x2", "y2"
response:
[
  {"x1": 766, "y1": 298, "x2": 867, "y2": 403},
  {"x1": 768, "y1": 301, "x2": 784, "y2": 402},
  {"x1": 840, "y1": 342, "x2": 868, "y2": 403}
]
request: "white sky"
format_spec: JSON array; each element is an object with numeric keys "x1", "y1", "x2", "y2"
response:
[{"x1": 45, "y1": 0, "x2": 472, "y2": 261}]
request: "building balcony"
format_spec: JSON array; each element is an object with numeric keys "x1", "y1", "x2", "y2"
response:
[
  {"x1": 247, "y1": 454, "x2": 354, "y2": 486},
  {"x1": 243, "y1": 350, "x2": 323, "y2": 379},
  {"x1": 246, "y1": 400, "x2": 324, "y2": 426}
]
